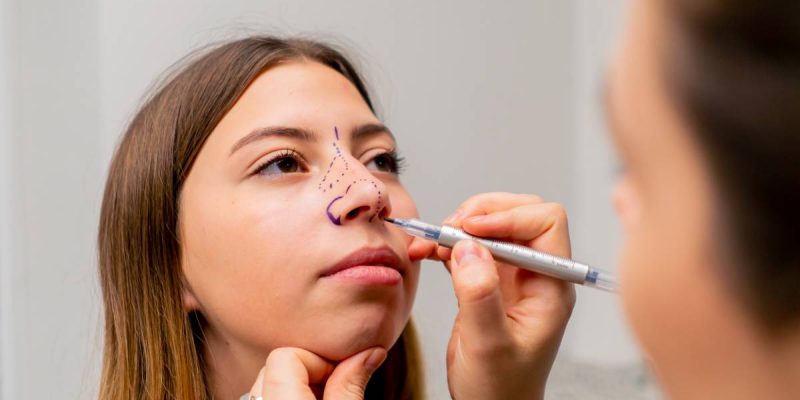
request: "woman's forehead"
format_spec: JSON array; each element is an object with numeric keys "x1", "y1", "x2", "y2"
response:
[
  {"x1": 209, "y1": 61, "x2": 382, "y2": 151},
  {"x1": 243, "y1": 61, "x2": 370, "y2": 110}
]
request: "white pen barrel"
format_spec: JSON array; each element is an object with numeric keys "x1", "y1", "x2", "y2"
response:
[{"x1": 438, "y1": 225, "x2": 590, "y2": 284}]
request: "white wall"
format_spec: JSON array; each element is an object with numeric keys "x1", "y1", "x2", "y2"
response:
[
  {"x1": 2, "y1": 0, "x2": 104, "y2": 398},
  {"x1": 0, "y1": 0, "x2": 637, "y2": 398},
  {"x1": 561, "y1": 0, "x2": 639, "y2": 365},
  {"x1": 0, "y1": 0, "x2": 13, "y2": 397}
]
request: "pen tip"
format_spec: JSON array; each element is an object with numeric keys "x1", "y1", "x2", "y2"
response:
[{"x1": 383, "y1": 217, "x2": 397, "y2": 224}]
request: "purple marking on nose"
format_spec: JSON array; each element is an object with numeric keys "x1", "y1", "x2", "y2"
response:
[
  {"x1": 326, "y1": 195, "x2": 344, "y2": 225},
  {"x1": 334, "y1": 126, "x2": 339, "y2": 140},
  {"x1": 345, "y1": 184, "x2": 352, "y2": 194}
]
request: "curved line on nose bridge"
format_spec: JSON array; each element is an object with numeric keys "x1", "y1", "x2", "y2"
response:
[{"x1": 334, "y1": 126, "x2": 339, "y2": 140}]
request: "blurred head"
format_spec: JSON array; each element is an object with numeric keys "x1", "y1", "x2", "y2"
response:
[
  {"x1": 608, "y1": 0, "x2": 800, "y2": 396},
  {"x1": 99, "y1": 37, "x2": 424, "y2": 400}
]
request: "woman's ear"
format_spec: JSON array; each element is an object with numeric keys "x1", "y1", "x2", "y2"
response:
[{"x1": 181, "y1": 277, "x2": 202, "y2": 311}]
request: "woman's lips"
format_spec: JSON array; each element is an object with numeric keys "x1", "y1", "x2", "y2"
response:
[{"x1": 321, "y1": 246, "x2": 404, "y2": 285}]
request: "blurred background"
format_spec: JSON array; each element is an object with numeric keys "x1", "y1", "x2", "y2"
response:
[{"x1": 0, "y1": 0, "x2": 662, "y2": 398}]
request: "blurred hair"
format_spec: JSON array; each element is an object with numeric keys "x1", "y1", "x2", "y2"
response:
[{"x1": 665, "y1": 0, "x2": 800, "y2": 332}]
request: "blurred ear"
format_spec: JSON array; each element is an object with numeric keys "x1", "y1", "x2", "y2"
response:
[{"x1": 613, "y1": 176, "x2": 641, "y2": 233}]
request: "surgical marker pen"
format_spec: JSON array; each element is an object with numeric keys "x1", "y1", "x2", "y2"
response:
[{"x1": 384, "y1": 217, "x2": 617, "y2": 292}]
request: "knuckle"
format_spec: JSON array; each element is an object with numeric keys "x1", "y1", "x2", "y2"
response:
[{"x1": 544, "y1": 202, "x2": 569, "y2": 224}]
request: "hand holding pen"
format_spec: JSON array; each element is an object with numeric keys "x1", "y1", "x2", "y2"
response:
[{"x1": 403, "y1": 193, "x2": 577, "y2": 400}]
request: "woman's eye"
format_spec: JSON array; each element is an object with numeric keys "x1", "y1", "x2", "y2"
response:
[
  {"x1": 366, "y1": 152, "x2": 404, "y2": 174},
  {"x1": 255, "y1": 152, "x2": 305, "y2": 176}
]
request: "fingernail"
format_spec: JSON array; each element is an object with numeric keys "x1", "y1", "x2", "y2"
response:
[
  {"x1": 444, "y1": 210, "x2": 463, "y2": 224},
  {"x1": 454, "y1": 241, "x2": 485, "y2": 266},
  {"x1": 364, "y1": 348, "x2": 387, "y2": 372}
]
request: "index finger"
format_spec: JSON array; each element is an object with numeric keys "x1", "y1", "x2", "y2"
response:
[
  {"x1": 259, "y1": 347, "x2": 334, "y2": 398},
  {"x1": 438, "y1": 193, "x2": 545, "y2": 261},
  {"x1": 445, "y1": 192, "x2": 544, "y2": 227},
  {"x1": 462, "y1": 202, "x2": 571, "y2": 257}
]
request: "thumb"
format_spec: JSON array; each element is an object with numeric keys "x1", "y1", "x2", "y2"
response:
[
  {"x1": 258, "y1": 347, "x2": 333, "y2": 399},
  {"x1": 450, "y1": 240, "x2": 511, "y2": 351},
  {"x1": 323, "y1": 347, "x2": 387, "y2": 400}
]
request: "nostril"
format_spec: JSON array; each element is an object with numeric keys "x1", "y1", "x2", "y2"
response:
[
  {"x1": 346, "y1": 205, "x2": 370, "y2": 220},
  {"x1": 377, "y1": 206, "x2": 390, "y2": 220}
]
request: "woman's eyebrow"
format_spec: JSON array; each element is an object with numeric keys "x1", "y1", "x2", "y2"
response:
[
  {"x1": 351, "y1": 123, "x2": 395, "y2": 143},
  {"x1": 230, "y1": 126, "x2": 317, "y2": 156}
]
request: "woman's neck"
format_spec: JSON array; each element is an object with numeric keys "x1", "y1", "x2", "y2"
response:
[{"x1": 202, "y1": 323, "x2": 268, "y2": 399}]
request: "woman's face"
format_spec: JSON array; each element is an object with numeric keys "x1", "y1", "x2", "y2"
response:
[
  {"x1": 607, "y1": 0, "x2": 760, "y2": 394},
  {"x1": 178, "y1": 61, "x2": 421, "y2": 362}
]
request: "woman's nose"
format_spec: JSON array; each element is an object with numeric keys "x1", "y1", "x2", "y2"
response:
[
  {"x1": 337, "y1": 175, "x2": 391, "y2": 224},
  {"x1": 320, "y1": 141, "x2": 392, "y2": 226}
]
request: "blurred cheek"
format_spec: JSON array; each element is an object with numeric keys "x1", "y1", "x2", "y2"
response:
[
  {"x1": 616, "y1": 165, "x2": 728, "y2": 378},
  {"x1": 615, "y1": 176, "x2": 669, "y2": 351}
]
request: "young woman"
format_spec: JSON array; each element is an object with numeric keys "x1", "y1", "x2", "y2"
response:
[{"x1": 98, "y1": 37, "x2": 575, "y2": 400}]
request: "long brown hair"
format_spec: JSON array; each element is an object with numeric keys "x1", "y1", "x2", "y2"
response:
[
  {"x1": 98, "y1": 36, "x2": 424, "y2": 400},
  {"x1": 664, "y1": 0, "x2": 800, "y2": 332}
]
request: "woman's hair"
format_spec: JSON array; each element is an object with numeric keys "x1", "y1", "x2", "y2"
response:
[
  {"x1": 98, "y1": 36, "x2": 424, "y2": 400},
  {"x1": 664, "y1": 0, "x2": 800, "y2": 332}
]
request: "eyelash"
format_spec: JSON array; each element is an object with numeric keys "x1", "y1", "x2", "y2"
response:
[
  {"x1": 252, "y1": 149, "x2": 408, "y2": 177},
  {"x1": 368, "y1": 149, "x2": 407, "y2": 175},
  {"x1": 253, "y1": 148, "x2": 307, "y2": 177}
]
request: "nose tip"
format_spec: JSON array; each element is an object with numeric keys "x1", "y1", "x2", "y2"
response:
[{"x1": 336, "y1": 178, "x2": 391, "y2": 225}]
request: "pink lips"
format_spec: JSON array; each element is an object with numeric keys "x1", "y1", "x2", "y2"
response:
[{"x1": 321, "y1": 246, "x2": 404, "y2": 285}]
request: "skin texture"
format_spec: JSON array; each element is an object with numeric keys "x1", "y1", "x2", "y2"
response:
[
  {"x1": 177, "y1": 61, "x2": 427, "y2": 399},
  {"x1": 608, "y1": 0, "x2": 800, "y2": 398}
]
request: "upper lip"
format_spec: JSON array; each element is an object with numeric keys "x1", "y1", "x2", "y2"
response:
[{"x1": 321, "y1": 246, "x2": 404, "y2": 277}]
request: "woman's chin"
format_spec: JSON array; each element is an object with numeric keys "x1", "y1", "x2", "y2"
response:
[{"x1": 305, "y1": 317, "x2": 405, "y2": 362}]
